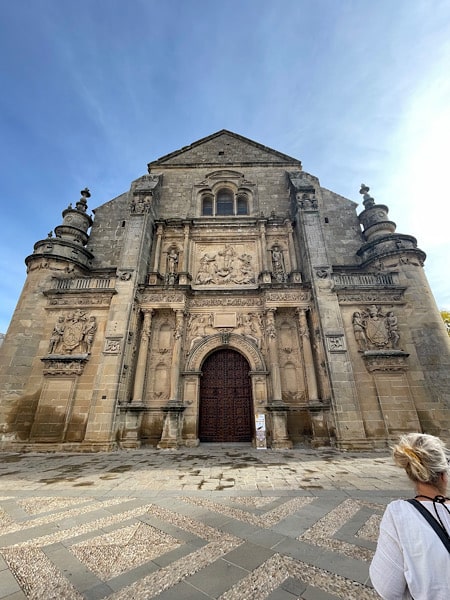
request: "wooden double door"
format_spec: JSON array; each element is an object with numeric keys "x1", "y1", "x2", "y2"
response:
[{"x1": 199, "y1": 349, "x2": 253, "y2": 442}]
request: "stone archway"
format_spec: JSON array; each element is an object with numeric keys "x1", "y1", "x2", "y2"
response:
[
  {"x1": 199, "y1": 348, "x2": 253, "y2": 442},
  {"x1": 181, "y1": 333, "x2": 268, "y2": 446}
]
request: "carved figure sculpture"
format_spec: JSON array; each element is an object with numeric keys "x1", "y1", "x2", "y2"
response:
[
  {"x1": 271, "y1": 245, "x2": 287, "y2": 283},
  {"x1": 386, "y1": 311, "x2": 400, "y2": 348},
  {"x1": 352, "y1": 311, "x2": 367, "y2": 352},
  {"x1": 48, "y1": 316, "x2": 65, "y2": 354},
  {"x1": 188, "y1": 314, "x2": 209, "y2": 349},
  {"x1": 352, "y1": 306, "x2": 401, "y2": 351},
  {"x1": 83, "y1": 316, "x2": 97, "y2": 354},
  {"x1": 167, "y1": 249, "x2": 178, "y2": 273},
  {"x1": 166, "y1": 248, "x2": 179, "y2": 284},
  {"x1": 48, "y1": 311, "x2": 98, "y2": 355},
  {"x1": 196, "y1": 246, "x2": 256, "y2": 286},
  {"x1": 195, "y1": 253, "x2": 218, "y2": 284},
  {"x1": 237, "y1": 313, "x2": 260, "y2": 347},
  {"x1": 235, "y1": 253, "x2": 255, "y2": 284}
]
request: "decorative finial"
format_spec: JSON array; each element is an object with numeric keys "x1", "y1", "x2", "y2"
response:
[
  {"x1": 359, "y1": 183, "x2": 375, "y2": 208},
  {"x1": 76, "y1": 188, "x2": 90, "y2": 213}
]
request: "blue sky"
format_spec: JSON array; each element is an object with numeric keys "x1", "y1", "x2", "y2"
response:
[{"x1": 1, "y1": 0, "x2": 449, "y2": 333}]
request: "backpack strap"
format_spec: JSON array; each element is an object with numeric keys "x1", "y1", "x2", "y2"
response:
[{"x1": 406, "y1": 499, "x2": 450, "y2": 553}]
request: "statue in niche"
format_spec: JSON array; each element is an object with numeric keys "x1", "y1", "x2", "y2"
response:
[
  {"x1": 352, "y1": 305, "x2": 401, "y2": 351},
  {"x1": 271, "y1": 245, "x2": 287, "y2": 283},
  {"x1": 165, "y1": 248, "x2": 179, "y2": 285}
]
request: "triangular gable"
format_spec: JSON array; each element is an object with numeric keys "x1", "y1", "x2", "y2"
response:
[{"x1": 148, "y1": 130, "x2": 302, "y2": 169}]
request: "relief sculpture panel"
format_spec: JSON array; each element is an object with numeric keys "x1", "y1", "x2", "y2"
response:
[
  {"x1": 48, "y1": 310, "x2": 98, "y2": 355},
  {"x1": 194, "y1": 243, "x2": 256, "y2": 286},
  {"x1": 352, "y1": 305, "x2": 400, "y2": 351}
]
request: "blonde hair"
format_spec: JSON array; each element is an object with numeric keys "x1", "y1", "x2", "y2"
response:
[{"x1": 393, "y1": 433, "x2": 448, "y2": 485}]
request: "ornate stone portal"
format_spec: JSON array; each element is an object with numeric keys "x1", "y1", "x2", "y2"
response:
[{"x1": 0, "y1": 132, "x2": 449, "y2": 452}]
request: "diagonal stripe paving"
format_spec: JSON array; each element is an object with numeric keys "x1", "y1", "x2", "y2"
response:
[{"x1": 0, "y1": 445, "x2": 410, "y2": 599}]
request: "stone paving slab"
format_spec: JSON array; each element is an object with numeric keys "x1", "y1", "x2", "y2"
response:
[{"x1": 0, "y1": 445, "x2": 412, "y2": 599}]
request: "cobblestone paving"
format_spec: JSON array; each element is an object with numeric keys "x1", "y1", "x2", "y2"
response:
[{"x1": 0, "y1": 445, "x2": 412, "y2": 599}]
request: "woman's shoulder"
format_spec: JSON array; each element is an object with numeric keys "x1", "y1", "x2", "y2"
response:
[{"x1": 382, "y1": 498, "x2": 415, "y2": 519}]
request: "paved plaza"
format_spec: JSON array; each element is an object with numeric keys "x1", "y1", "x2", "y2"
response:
[{"x1": 0, "y1": 444, "x2": 412, "y2": 599}]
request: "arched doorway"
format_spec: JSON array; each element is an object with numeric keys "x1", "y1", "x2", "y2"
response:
[{"x1": 199, "y1": 349, "x2": 253, "y2": 442}]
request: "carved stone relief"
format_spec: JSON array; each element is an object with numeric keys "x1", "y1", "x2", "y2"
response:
[
  {"x1": 41, "y1": 357, "x2": 88, "y2": 376},
  {"x1": 104, "y1": 338, "x2": 121, "y2": 354},
  {"x1": 190, "y1": 297, "x2": 263, "y2": 307},
  {"x1": 186, "y1": 312, "x2": 264, "y2": 351},
  {"x1": 270, "y1": 245, "x2": 287, "y2": 283},
  {"x1": 194, "y1": 244, "x2": 256, "y2": 285},
  {"x1": 129, "y1": 195, "x2": 152, "y2": 214},
  {"x1": 326, "y1": 335, "x2": 346, "y2": 352},
  {"x1": 337, "y1": 291, "x2": 404, "y2": 304},
  {"x1": 296, "y1": 192, "x2": 318, "y2": 210},
  {"x1": 165, "y1": 247, "x2": 179, "y2": 285},
  {"x1": 352, "y1": 305, "x2": 400, "y2": 351},
  {"x1": 265, "y1": 291, "x2": 310, "y2": 303},
  {"x1": 47, "y1": 311, "x2": 98, "y2": 355}
]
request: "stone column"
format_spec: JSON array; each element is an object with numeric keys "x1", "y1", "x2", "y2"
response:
[
  {"x1": 178, "y1": 222, "x2": 191, "y2": 285},
  {"x1": 296, "y1": 308, "x2": 319, "y2": 401},
  {"x1": 266, "y1": 309, "x2": 282, "y2": 401},
  {"x1": 131, "y1": 309, "x2": 153, "y2": 404},
  {"x1": 152, "y1": 224, "x2": 164, "y2": 271},
  {"x1": 259, "y1": 221, "x2": 272, "y2": 283},
  {"x1": 158, "y1": 309, "x2": 186, "y2": 449},
  {"x1": 182, "y1": 223, "x2": 190, "y2": 271},
  {"x1": 265, "y1": 308, "x2": 292, "y2": 449},
  {"x1": 169, "y1": 309, "x2": 185, "y2": 402},
  {"x1": 286, "y1": 220, "x2": 298, "y2": 271},
  {"x1": 259, "y1": 222, "x2": 268, "y2": 271}
]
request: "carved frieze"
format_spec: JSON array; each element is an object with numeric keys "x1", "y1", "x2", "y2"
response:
[
  {"x1": 337, "y1": 290, "x2": 405, "y2": 304},
  {"x1": 41, "y1": 356, "x2": 88, "y2": 376},
  {"x1": 47, "y1": 295, "x2": 113, "y2": 308},
  {"x1": 363, "y1": 350, "x2": 409, "y2": 372},
  {"x1": 265, "y1": 291, "x2": 310, "y2": 305},
  {"x1": 189, "y1": 297, "x2": 263, "y2": 307},
  {"x1": 186, "y1": 311, "x2": 264, "y2": 351},
  {"x1": 139, "y1": 292, "x2": 186, "y2": 305}
]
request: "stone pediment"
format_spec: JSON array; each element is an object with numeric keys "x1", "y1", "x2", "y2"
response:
[{"x1": 148, "y1": 130, "x2": 302, "y2": 169}]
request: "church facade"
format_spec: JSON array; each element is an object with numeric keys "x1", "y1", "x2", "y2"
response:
[{"x1": 0, "y1": 130, "x2": 449, "y2": 451}]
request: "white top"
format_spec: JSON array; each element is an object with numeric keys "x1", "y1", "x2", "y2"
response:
[{"x1": 369, "y1": 499, "x2": 450, "y2": 600}]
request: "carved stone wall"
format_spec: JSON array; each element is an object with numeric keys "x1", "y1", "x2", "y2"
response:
[{"x1": 1, "y1": 130, "x2": 449, "y2": 452}]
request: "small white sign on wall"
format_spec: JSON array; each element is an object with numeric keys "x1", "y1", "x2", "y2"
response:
[{"x1": 255, "y1": 413, "x2": 267, "y2": 449}]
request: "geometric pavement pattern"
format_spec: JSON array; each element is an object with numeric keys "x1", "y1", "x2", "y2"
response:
[{"x1": 0, "y1": 493, "x2": 385, "y2": 599}]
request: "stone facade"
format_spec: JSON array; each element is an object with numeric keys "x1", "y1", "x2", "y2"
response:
[{"x1": 0, "y1": 130, "x2": 449, "y2": 451}]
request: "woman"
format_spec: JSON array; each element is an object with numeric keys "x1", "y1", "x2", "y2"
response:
[{"x1": 370, "y1": 433, "x2": 450, "y2": 599}]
